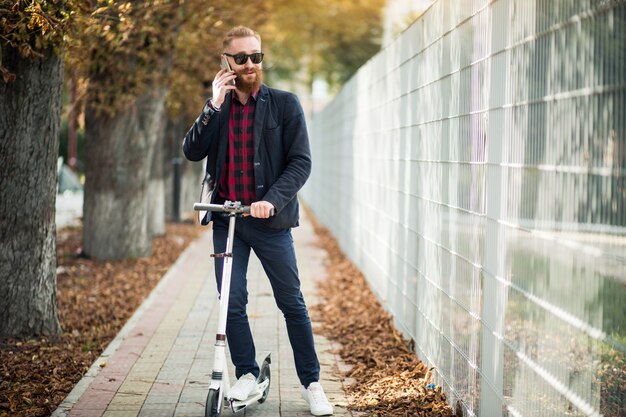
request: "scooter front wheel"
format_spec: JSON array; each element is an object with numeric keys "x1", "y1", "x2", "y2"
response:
[{"x1": 205, "y1": 388, "x2": 221, "y2": 417}]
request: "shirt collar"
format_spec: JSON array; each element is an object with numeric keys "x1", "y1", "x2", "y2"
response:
[{"x1": 231, "y1": 89, "x2": 259, "y2": 105}]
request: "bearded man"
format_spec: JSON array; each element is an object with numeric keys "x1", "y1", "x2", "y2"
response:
[{"x1": 182, "y1": 26, "x2": 334, "y2": 416}]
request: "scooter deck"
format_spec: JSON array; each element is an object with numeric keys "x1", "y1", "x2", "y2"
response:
[{"x1": 228, "y1": 378, "x2": 271, "y2": 413}]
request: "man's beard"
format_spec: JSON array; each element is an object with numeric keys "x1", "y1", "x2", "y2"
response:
[{"x1": 235, "y1": 67, "x2": 263, "y2": 94}]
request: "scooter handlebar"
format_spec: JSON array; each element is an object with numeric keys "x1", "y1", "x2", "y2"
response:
[
  {"x1": 193, "y1": 202, "x2": 245, "y2": 213},
  {"x1": 193, "y1": 201, "x2": 274, "y2": 216}
]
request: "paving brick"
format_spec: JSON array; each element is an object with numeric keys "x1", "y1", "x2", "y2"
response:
[
  {"x1": 101, "y1": 410, "x2": 140, "y2": 417},
  {"x1": 173, "y1": 402, "x2": 204, "y2": 417},
  {"x1": 149, "y1": 382, "x2": 184, "y2": 394},
  {"x1": 118, "y1": 380, "x2": 153, "y2": 396},
  {"x1": 106, "y1": 393, "x2": 146, "y2": 410},
  {"x1": 71, "y1": 388, "x2": 113, "y2": 410},
  {"x1": 178, "y1": 387, "x2": 207, "y2": 403},
  {"x1": 68, "y1": 409, "x2": 105, "y2": 417},
  {"x1": 143, "y1": 393, "x2": 181, "y2": 405},
  {"x1": 137, "y1": 403, "x2": 176, "y2": 417}
]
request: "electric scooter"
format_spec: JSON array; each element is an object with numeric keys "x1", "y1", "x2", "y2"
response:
[{"x1": 194, "y1": 200, "x2": 273, "y2": 417}]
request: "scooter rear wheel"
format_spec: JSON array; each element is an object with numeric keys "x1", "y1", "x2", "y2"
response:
[
  {"x1": 258, "y1": 357, "x2": 271, "y2": 404},
  {"x1": 205, "y1": 388, "x2": 221, "y2": 417}
]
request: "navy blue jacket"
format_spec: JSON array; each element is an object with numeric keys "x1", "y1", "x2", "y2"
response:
[{"x1": 182, "y1": 84, "x2": 312, "y2": 229}]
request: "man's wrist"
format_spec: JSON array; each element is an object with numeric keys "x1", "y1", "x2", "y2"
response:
[{"x1": 209, "y1": 98, "x2": 221, "y2": 110}]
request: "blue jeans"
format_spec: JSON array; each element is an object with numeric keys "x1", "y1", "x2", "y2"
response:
[{"x1": 211, "y1": 214, "x2": 320, "y2": 387}]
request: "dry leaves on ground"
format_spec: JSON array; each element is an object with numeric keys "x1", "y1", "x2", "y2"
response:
[
  {"x1": 308, "y1": 212, "x2": 459, "y2": 417},
  {"x1": 0, "y1": 223, "x2": 202, "y2": 417},
  {"x1": 3, "y1": 211, "x2": 463, "y2": 417}
]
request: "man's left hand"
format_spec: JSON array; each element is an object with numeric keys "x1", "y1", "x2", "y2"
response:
[{"x1": 249, "y1": 201, "x2": 275, "y2": 218}]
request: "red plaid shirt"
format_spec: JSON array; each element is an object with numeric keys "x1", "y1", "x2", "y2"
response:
[{"x1": 217, "y1": 92, "x2": 258, "y2": 205}]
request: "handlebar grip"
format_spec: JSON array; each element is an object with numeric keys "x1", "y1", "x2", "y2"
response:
[
  {"x1": 193, "y1": 203, "x2": 225, "y2": 212},
  {"x1": 240, "y1": 206, "x2": 275, "y2": 216}
]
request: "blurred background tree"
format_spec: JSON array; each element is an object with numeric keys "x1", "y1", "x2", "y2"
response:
[
  {"x1": 262, "y1": 0, "x2": 386, "y2": 92},
  {"x1": 66, "y1": 0, "x2": 192, "y2": 260}
]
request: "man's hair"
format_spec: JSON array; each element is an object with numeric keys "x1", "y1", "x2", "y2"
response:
[{"x1": 223, "y1": 26, "x2": 261, "y2": 50}]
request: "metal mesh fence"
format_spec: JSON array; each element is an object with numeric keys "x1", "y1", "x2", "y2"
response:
[{"x1": 301, "y1": 0, "x2": 625, "y2": 415}]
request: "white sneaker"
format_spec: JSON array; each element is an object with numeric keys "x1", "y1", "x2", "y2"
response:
[
  {"x1": 229, "y1": 373, "x2": 257, "y2": 401},
  {"x1": 301, "y1": 382, "x2": 334, "y2": 416}
]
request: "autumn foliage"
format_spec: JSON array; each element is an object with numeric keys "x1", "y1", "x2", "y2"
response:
[{"x1": 0, "y1": 0, "x2": 79, "y2": 82}]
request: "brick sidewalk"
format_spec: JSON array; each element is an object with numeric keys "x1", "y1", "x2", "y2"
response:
[{"x1": 52, "y1": 209, "x2": 354, "y2": 417}]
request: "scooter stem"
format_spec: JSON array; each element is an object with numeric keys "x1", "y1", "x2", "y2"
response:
[
  {"x1": 209, "y1": 213, "x2": 237, "y2": 406},
  {"x1": 217, "y1": 214, "x2": 236, "y2": 336}
]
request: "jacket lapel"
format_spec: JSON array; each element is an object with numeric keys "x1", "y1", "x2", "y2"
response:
[
  {"x1": 253, "y1": 85, "x2": 269, "y2": 153},
  {"x1": 217, "y1": 92, "x2": 232, "y2": 178}
]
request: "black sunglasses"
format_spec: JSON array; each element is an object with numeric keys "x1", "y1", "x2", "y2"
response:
[{"x1": 224, "y1": 52, "x2": 264, "y2": 65}]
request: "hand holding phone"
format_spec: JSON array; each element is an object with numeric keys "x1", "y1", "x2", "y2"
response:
[
  {"x1": 221, "y1": 56, "x2": 236, "y2": 86},
  {"x1": 212, "y1": 56, "x2": 237, "y2": 108}
]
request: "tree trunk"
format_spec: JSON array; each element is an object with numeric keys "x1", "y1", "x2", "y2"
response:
[
  {"x1": 148, "y1": 115, "x2": 166, "y2": 237},
  {"x1": 83, "y1": 88, "x2": 166, "y2": 260},
  {"x1": 0, "y1": 46, "x2": 63, "y2": 337}
]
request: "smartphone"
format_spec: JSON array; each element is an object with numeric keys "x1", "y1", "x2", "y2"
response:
[{"x1": 221, "y1": 56, "x2": 236, "y2": 86}]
